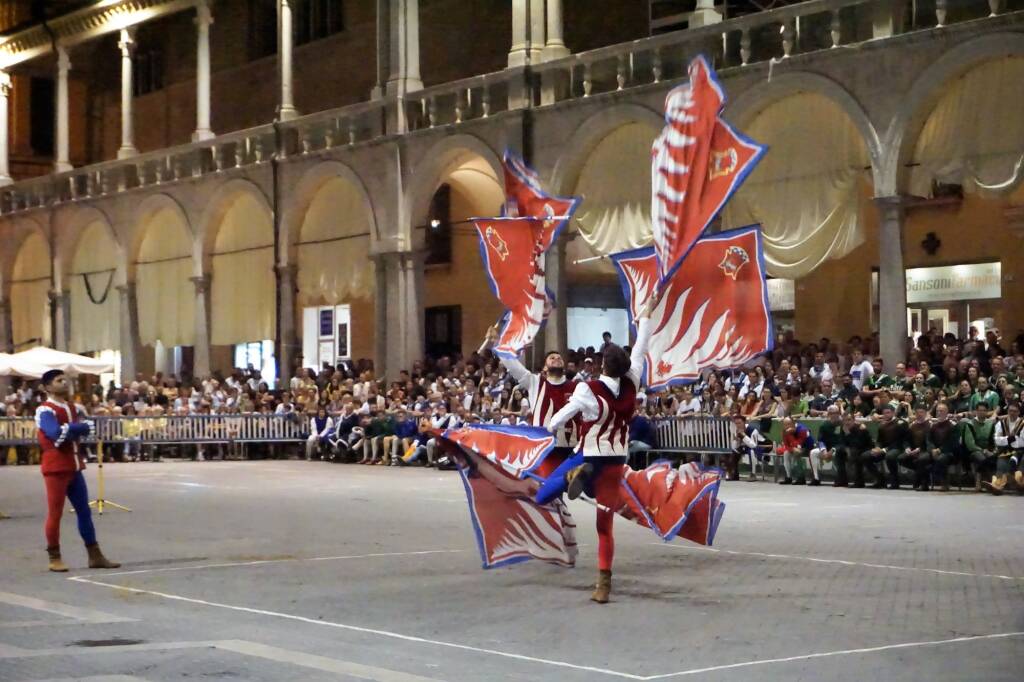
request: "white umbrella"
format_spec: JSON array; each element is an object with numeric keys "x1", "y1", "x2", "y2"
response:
[
  {"x1": 10, "y1": 347, "x2": 114, "y2": 376},
  {"x1": 0, "y1": 352, "x2": 52, "y2": 378}
]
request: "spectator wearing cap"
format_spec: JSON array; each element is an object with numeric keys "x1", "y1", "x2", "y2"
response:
[{"x1": 577, "y1": 357, "x2": 596, "y2": 382}]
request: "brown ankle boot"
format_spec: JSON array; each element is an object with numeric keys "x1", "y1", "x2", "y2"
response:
[
  {"x1": 47, "y1": 546, "x2": 68, "y2": 572},
  {"x1": 590, "y1": 569, "x2": 612, "y2": 604},
  {"x1": 86, "y1": 543, "x2": 121, "y2": 569}
]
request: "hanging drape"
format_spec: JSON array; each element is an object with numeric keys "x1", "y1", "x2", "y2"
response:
[
  {"x1": 136, "y1": 210, "x2": 195, "y2": 347},
  {"x1": 297, "y1": 177, "x2": 375, "y2": 306},
  {"x1": 723, "y1": 93, "x2": 870, "y2": 279},
  {"x1": 909, "y1": 57, "x2": 1024, "y2": 197},
  {"x1": 69, "y1": 222, "x2": 120, "y2": 353},
  {"x1": 567, "y1": 123, "x2": 659, "y2": 276},
  {"x1": 10, "y1": 232, "x2": 52, "y2": 348},
  {"x1": 210, "y1": 194, "x2": 275, "y2": 346}
]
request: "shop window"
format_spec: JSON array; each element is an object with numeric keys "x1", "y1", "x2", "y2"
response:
[{"x1": 234, "y1": 340, "x2": 277, "y2": 387}]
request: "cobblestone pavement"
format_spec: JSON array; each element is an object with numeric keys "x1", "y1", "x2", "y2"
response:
[{"x1": 1, "y1": 460, "x2": 1021, "y2": 681}]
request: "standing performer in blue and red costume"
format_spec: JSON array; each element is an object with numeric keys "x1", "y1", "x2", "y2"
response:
[
  {"x1": 36, "y1": 369, "x2": 120, "y2": 572},
  {"x1": 541, "y1": 293, "x2": 658, "y2": 604}
]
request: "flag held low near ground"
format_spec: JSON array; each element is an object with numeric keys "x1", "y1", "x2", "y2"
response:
[
  {"x1": 611, "y1": 225, "x2": 774, "y2": 391},
  {"x1": 438, "y1": 424, "x2": 727, "y2": 570}
]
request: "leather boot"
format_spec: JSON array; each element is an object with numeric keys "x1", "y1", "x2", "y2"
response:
[
  {"x1": 47, "y1": 546, "x2": 68, "y2": 572},
  {"x1": 566, "y1": 463, "x2": 593, "y2": 500},
  {"x1": 591, "y1": 569, "x2": 612, "y2": 604},
  {"x1": 86, "y1": 543, "x2": 121, "y2": 569},
  {"x1": 982, "y1": 475, "x2": 1006, "y2": 496}
]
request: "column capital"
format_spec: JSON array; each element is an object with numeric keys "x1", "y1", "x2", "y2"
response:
[
  {"x1": 56, "y1": 46, "x2": 71, "y2": 71},
  {"x1": 115, "y1": 282, "x2": 136, "y2": 295},
  {"x1": 195, "y1": 0, "x2": 214, "y2": 26},
  {"x1": 48, "y1": 289, "x2": 68, "y2": 304},
  {"x1": 189, "y1": 275, "x2": 211, "y2": 294},
  {"x1": 118, "y1": 27, "x2": 136, "y2": 55}
]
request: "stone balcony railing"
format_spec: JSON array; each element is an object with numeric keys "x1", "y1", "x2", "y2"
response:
[{"x1": 0, "y1": 0, "x2": 1017, "y2": 215}]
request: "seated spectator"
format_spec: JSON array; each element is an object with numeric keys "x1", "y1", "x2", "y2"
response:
[
  {"x1": 730, "y1": 415, "x2": 772, "y2": 481},
  {"x1": 928, "y1": 402, "x2": 959, "y2": 491},
  {"x1": 391, "y1": 409, "x2": 418, "y2": 465},
  {"x1": 811, "y1": 406, "x2": 843, "y2": 486},
  {"x1": 876, "y1": 404, "x2": 910, "y2": 490},
  {"x1": 776, "y1": 417, "x2": 819, "y2": 486},
  {"x1": 963, "y1": 402, "x2": 996, "y2": 491},
  {"x1": 839, "y1": 411, "x2": 875, "y2": 488},
  {"x1": 306, "y1": 406, "x2": 334, "y2": 461},
  {"x1": 901, "y1": 406, "x2": 933, "y2": 491},
  {"x1": 985, "y1": 402, "x2": 1023, "y2": 495},
  {"x1": 628, "y1": 408, "x2": 656, "y2": 470}
]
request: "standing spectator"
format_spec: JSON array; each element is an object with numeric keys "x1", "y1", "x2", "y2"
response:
[
  {"x1": 849, "y1": 349, "x2": 874, "y2": 392},
  {"x1": 599, "y1": 332, "x2": 614, "y2": 354}
]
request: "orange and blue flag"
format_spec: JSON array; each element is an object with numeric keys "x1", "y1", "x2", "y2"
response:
[{"x1": 651, "y1": 55, "x2": 766, "y2": 284}]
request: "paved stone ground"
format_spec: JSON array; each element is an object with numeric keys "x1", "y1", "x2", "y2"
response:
[{"x1": 0, "y1": 460, "x2": 1021, "y2": 681}]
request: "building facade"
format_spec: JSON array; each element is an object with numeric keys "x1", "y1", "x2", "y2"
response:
[{"x1": 0, "y1": 0, "x2": 1022, "y2": 384}]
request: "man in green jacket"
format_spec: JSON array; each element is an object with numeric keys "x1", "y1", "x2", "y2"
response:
[
  {"x1": 366, "y1": 408, "x2": 397, "y2": 465},
  {"x1": 970, "y1": 377, "x2": 1000, "y2": 412},
  {"x1": 814, "y1": 406, "x2": 845, "y2": 486},
  {"x1": 839, "y1": 412, "x2": 876, "y2": 488},
  {"x1": 877, "y1": 405, "x2": 910, "y2": 489},
  {"x1": 962, "y1": 402, "x2": 996, "y2": 491}
]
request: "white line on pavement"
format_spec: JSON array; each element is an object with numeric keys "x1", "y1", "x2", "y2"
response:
[
  {"x1": 88, "y1": 549, "x2": 466, "y2": 578},
  {"x1": 216, "y1": 639, "x2": 444, "y2": 681},
  {"x1": 0, "y1": 591, "x2": 135, "y2": 624},
  {"x1": 641, "y1": 632, "x2": 1024, "y2": 679},
  {"x1": 67, "y1": 577, "x2": 648, "y2": 680},
  {"x1": 653, "y1": 544, "x2": 1024, "y2": 581}
]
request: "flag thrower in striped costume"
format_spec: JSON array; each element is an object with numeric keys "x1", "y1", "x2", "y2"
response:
[
  {"x1": 474, "y1": 151, "x2": 581, "y2": 359},
  {"x1": 611, "y1": 226, "x2": 774, "y2": 392},
  {"x1": 651, "y1": 55, "x2": 766, "y2": 284},
  {"x1": 438, "y1": 424, "x2": 727, "y2": 569}
]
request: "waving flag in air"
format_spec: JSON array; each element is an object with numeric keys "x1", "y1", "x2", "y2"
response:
[
  {"x1": 476, "y1": 218, "x2": 550, "y2": 359},
  {"x1": 651, "y1": 55, "x2": 766, "y2": 283},
  {"x1": 437, "y1": 424, "x2": 578, "y2": 569},
  {"x1": 475, "y1": 152, "x2": 581, "y2": 359},
  {"x1": 502, "y1": 149, "x2": 581, "y2": 252},
  {"x1": 612, "y1": 225, "x2": 773, "y2": 391}
]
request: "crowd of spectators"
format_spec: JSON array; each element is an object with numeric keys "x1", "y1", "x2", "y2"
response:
[{"x1": 3, "y1": 325, "x2": 1023, "y2": 492}]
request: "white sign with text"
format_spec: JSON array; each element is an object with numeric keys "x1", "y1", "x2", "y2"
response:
[{"x1": 905, "y1": 262, "x2": 1001, "y2": 304}]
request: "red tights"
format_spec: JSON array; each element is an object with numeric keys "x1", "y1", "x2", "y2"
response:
[{"x1": 592, "y1": 463, "x2": 624, "y2": 571}]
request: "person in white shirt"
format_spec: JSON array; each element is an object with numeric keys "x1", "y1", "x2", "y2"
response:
[
  {"x1": 848, "y1": 348, "x2": 874, "y2": 392},
  {"x1": 985, "y1": 402, "x2": 1024, "y2": 494},
  {"x1": 675, "y1": 388, "x2": 702, "y2": 417}
]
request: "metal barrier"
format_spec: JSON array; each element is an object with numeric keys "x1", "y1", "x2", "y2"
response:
[
  {"x1": 0, "y1": 415, "x2": 309, "y2": 446},
  {"x1": 650, "y1": 416, "x2": 735, "y2": 455}
]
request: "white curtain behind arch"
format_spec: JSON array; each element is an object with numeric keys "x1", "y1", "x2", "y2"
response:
[
  {"x1": 723, "y1": 93, "x2": 870, "y2": 279},
  {"x1": 211, "y1": 193, "x2": 275, "y2": 346},
  {"x1": 69, "y1": 222, "x2": 120, "y2": 353},
  {"x1": 297, "y1": 177, "x2": 374, "y2": 306},
  {"x1": 10, "y1": 232, "x2": 52, "y2": 347},
  {"x1": 136, "y1": 209, "x2": 195, "y2": 347},
  {"x1": 572, "y1": 123, "x2": 658, "y2": 256},
  {"x1": 909, "y1": 57, "x2": 1024, "y2": 197}
]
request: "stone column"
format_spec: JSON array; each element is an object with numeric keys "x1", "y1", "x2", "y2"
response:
[
  {"x1": 50, "y1": 291, "x2": 71, "y2": 352},
  {"x1": 508, "y1": 0, "x2": 529, "y2": 67},
  {"x1": 277, "y1": 0, "x2": 299, "y2": 121},
  {"x1": 116, "y1": 283, "x2": 142, "y2": 383},
  {"x1": 528, "y1": 0, "x2": 545, "y2": 64},
  {"x1": 542, "y1": 0, "x2": 569, "y2": 61},
  {"x1": 373, "y1": 255, "x2": 388, "y2": 376},
  {"x1": 190, "y1": 275, "x2": 212, "y2": 378},
  {"x1": 876, "y1": 196, "x2": 908, "y2": 371},
  {"x1": 690, "y1": 0, "x2": 723, "y2": 27},
  {"x1": 543, "y1": 234, "x2": 569, "y2": 355},
  {"x1": 192, "y1": 1, "x2": 215, "y2": 141},
  {"x1": 275, "y1": 264, "x2": 298, "y2": 386},
  {"x1": 0, "y1": 71, "x2": 12, "y2": 186},
  {"x1": 54, "y1": 47, "x2": 72, "y2": 172},
  {"x1": 153, "y1": 341, "x2": 174, "y2": 375},
  {"x1": 372, "y1": 0, "x2": 390, "y2": 100},
  {"x1": 0, "y1": 297, "x2": 12, "y2": 353},
  {"x1": 386, "y1": 0, "x2": 422, "y2": 96},
  {"x1": 378, "y1": 251, "x2": 424, "y2": 379},
  {"x1": 117, "y1": 29, "x2": 138, "y2": 159}
]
